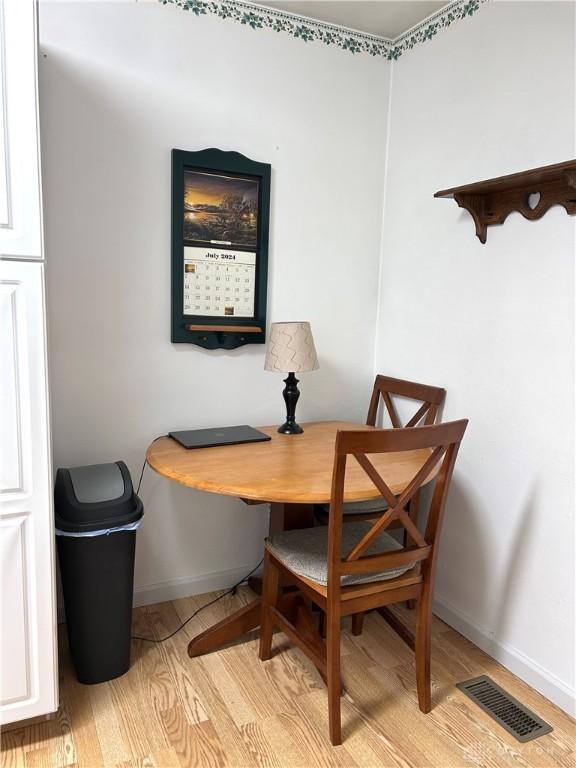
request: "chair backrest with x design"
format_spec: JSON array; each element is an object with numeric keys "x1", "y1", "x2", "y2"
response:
[
  {"x1": 326, "y1": 420, "x2": 468, "y2": 598},
  {"x1": 366, "y1": 375, "x2": 446, "y2": 429}
]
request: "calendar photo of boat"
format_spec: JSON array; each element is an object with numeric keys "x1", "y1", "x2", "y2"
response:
[{"x1": 183, "y1": 169, "x2": 259, "y2": 249}]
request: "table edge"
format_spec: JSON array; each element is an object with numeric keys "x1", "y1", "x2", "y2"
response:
[{"x1": 145, "y1": 422, "x2": 438, "y2": 505}]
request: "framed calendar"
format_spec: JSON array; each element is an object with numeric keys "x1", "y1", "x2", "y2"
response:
[{"x1": 171, "y1": 148, "x2": 271, "y2": 349}]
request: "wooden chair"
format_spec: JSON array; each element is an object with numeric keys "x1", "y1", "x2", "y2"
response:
[
  {"x1": 259, "y1": 419, "x2": 468, "y2": 746},
  {"x1": 317, "y1": 375, "x2": 446, "y2": 523},
  {"x1": 366, "y1": 374, "x2": 446, "y2": 430}
]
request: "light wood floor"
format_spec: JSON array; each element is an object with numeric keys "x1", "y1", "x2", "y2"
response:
[{"x1": 1, "y1": 587, "x2": 574, "y2": 768}]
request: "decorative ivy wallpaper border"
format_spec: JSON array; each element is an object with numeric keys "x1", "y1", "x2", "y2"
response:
[{"x1": 160, "y1": 0, "x2": 490, "y2": 60}]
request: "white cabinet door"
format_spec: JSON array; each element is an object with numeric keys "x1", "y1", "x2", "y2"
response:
[
  {"x1": 0, "y1": 0, "x2": 43, "y2": 260},
  {"x1": 0, "y1": 0, "x2": 57, "y2": 726},
  {"x1": 0, "y1": 260, "x2": 57, "y2": 726}
]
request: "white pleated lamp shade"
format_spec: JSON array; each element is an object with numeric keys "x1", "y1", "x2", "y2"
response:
[{"x1": 264, "y1": 322, "x2": 319, "y2": 373}]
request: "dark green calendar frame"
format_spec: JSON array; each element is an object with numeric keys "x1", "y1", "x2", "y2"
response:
[{"x1": 171, "y1": 148, "x2": 271, "y2": 350}]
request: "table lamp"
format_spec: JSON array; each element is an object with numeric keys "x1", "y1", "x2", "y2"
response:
[{"x1": 264, "y1": 322, "x2": 319, "y2": 434}]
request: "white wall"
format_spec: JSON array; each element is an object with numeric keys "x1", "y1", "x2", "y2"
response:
[
  {"x1": 375, "y1": 1, "x2": 575, "y2": 713},
  {"x1": 39, "y1": 2, "x2": 391, "y2": 603}
]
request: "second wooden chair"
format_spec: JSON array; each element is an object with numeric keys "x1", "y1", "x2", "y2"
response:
[{"x1": 317, "y1": 375, "x2": 446, "y2": 522}]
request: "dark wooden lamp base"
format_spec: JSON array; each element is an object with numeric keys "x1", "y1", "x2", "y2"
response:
[{"x1": 278, "y1": 372, "x2": 304, "y2": 434}]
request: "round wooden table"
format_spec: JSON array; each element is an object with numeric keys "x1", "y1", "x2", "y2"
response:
[{"x1": 146, "y1": 421, "x2": 437, "y2": 657}]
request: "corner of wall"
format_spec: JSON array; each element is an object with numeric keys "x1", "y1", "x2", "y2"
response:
[{"x1": 371, "y1": 58, "x2": 395, "y2": 381}]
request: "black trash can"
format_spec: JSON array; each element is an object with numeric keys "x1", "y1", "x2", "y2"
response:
[{"x1": 55, "y1": 461, "x2": 143, "y2": 684}]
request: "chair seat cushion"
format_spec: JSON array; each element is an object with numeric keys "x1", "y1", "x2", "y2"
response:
[
  {"x1": 319, "y1": 497, "x2": 388, "y2": 516},
  {"x1": 267, "y1": 522, "x2": 414, "y2": 587}
]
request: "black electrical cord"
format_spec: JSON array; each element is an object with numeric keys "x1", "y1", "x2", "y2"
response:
[
  {"x1": 135, "y1": 435, "x2": 166, "y2": 496},
  {"x1": 130, "y1": 558, "x2": 263, "y2": 643},
  {"x1": 135, "y1": 457, "x2": 147, "y2": 496},
  {"x1": 131, "y1": 439, "x2": 263, "y2": 643}
]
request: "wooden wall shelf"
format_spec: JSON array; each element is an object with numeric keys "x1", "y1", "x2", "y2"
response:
[{"x1": 435, "y1": 160, "x2": 576, "y2": 243}]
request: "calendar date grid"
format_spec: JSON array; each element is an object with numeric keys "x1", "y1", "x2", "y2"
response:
[{"x1": 183, "y1": 247, "x2": 256, "y2": 318}]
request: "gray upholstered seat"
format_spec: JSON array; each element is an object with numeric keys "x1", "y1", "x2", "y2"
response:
[
  {"x1": 267, "y1": 521, "x2": 415, "y2": 587},
  {"x1": 318, "y1": 497, "x2": 388, "y2": 516}
]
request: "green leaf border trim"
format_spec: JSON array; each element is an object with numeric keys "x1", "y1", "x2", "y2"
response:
[{"x1": 160, "y1": 0, "x2": 490, "y2": 59}]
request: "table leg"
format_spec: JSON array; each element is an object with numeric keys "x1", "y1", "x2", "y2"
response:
[
  {"x1": 186, "y1": 502, "x2": 315, "y2": 658},
  {"x1": 188, "y1": 599, "x2": 261, "y2": 658},
  {"x1": 247, "y1": 576, "x2": 263, "y2": 595},
  {"x1": 269, "y1": 502, "x2": 315, "y2": 534}
]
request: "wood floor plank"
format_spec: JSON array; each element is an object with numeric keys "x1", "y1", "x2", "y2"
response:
[
  {"x1": 220, "y1": 640, "x2": 295, "y2": 723},
  {"x1": 108, "y1": 668, "x2": 158, "y2": 762},
  {"x1": 0, "y1": 707, "x2": 72, "y2": 767},
  {"x1": 259, "y1": 638, "x2": 324, "y2": 700},
  {"x1": 48, "y1": 637, "x2": 79, "y2": 768},
  {"x1": 2, "y1": 594, "x2": 574, "y2": 768},
  {"x1": 22, "y1": 747, "x2": 53, "y2": 768},
  {"x1": 149, "y1": 748, "x2": 181, "y2": 768},
  {"x1": 198, "y1": 652, "x2": 260, "y2": 728},
  {"x1": 88, "y1": 682, "x2": 129, "y2": 766},
  {"x1": 189, "y1": 659, "x2": 258, "y2": 768},
  {"x1": 5, "y1": 723, "x2": 53, "y2": 756},
  {"x1": 171, "y1": 593, "x2": 266, "y2": 767},
  {"x1": 54, "y1": 694, "x2": 77, "y2": 767},
  {"x1": 158, "y1": 708, "x2": 226, "y2": 768},
  {"x1": 240, "y1": 713, "x2": 323, "y2": 768},
  {"x1": 274, "y1": 705, "x2": 358, "y2": 768},
  {"x1": 60, "y1": 672, "x2": 104, "y2": 766},
  {"x1": 0, "y1": 730, "x2": 27, "y2": 768},
  {"x1": 344, "y1": 611, "x2": 410, "y2": 669},
  {"x1": 120, "y1": 653, "x2": 172, "y2": 755},
  {"x1": 239, "y1": 721, "x2": 285, "y2": 768},
  {"x1": 144, "y1": 603, "x2": 209, "y2": 727},
  {"x1": 131, "y1": 610, "x2": 179, "y2": 716},
  {"x1": 113, "y1": 757, "x2": 156, "y2": 768}
]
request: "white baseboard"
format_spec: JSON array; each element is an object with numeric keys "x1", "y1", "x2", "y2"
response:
[
  {"x1": 132, "y1": 563, "x2": 260, "y2": 608},
  {"x1": 433, "y1": 595, "x2": 576, "y2": 718}
]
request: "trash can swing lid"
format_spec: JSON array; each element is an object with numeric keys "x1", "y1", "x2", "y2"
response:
[{"x1": 54, "y1": 461, "x2": 143, "y2": 534}]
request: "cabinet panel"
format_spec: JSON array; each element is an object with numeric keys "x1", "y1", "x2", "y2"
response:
[
  {"x1": 0, "y1": 514, "x2": 31, "y2": 705},
  {"x1": 0, "y1": 261, "x2": 57, "y2": 725},
  {"x1": 0, "y1": 0, "x2": 42, "y2": 259},
  {"x1": 0, "y1": 280, "x2": 28, "y2": 495},
  {"x1": 0, "y1": 4, "x2": 10, "y2": 228}
]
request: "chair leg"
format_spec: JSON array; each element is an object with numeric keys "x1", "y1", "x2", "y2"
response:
[
  {"x1": 326, "y1": 609, "x2": 342, "y2": 746},
  {"x1": 259, "y1": 550, "x2": 279, "y2": 662},
  {"x1": 405, "y1": 492, "x2": 420, "y2": 609},
  {"x1": 414, "y1": 595, "x2": 432, "y2": 713},
  {"x1": 351, "y1": 612, "x2": 364, "y2": 636}
]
